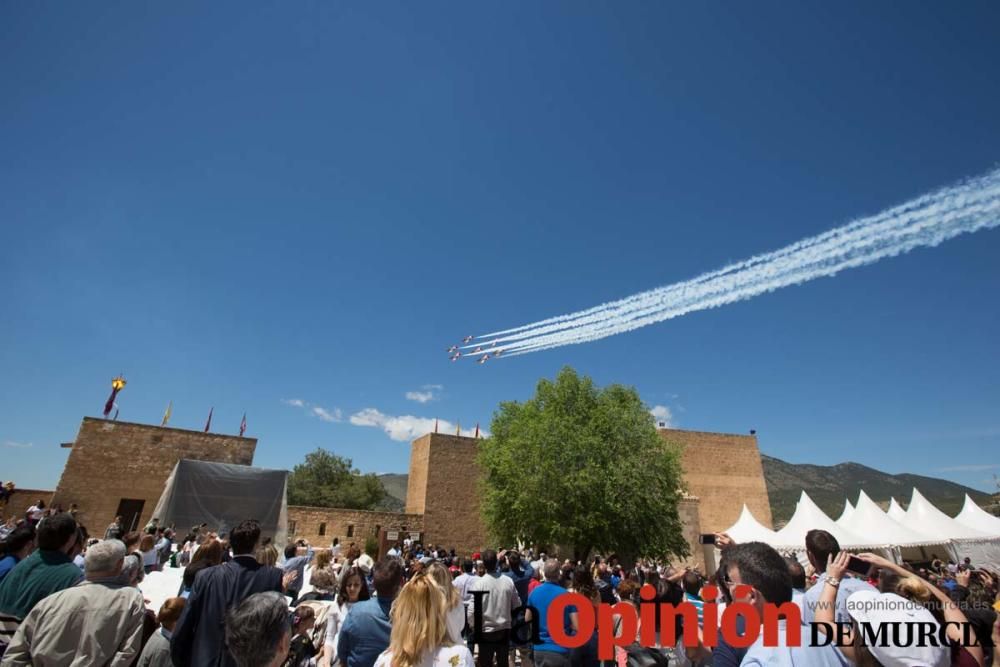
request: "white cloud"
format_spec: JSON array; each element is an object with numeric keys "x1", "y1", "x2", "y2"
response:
[
  {"x1": 405, "y1": 384, "x2": 443, "y2": 404},
  {"x1": 312, "y1": 406, "x2": 343, "y2": 423},
  {"x1": 350, "y1": 408, "x2": 486, "y2": 442},
  {"x1": 282, "y1": 399, "x2": 342, "y2": 423},
  {"x1": 650, "y1": 405, "x2": 675, "y2": 427},
  {"x1": 3, "y1": 440, "x2": 33, "y2": 449}
]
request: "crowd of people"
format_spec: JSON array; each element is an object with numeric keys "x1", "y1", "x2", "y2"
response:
[{"x1": 0, "y1": 498, "x2": 999, "y2": 667}]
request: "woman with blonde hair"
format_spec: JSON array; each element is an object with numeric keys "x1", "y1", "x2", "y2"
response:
[
  {"x1": 425, "y1": 561, "x2": 465, "y2": 643},
  {"x1": 373, "y1": 573, "x2": 473, "y2": 667},
  {"x1": 256, "y1": 542, "x2": 279, "y2": 567}
]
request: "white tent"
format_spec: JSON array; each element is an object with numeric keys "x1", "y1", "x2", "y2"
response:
[
  {"x1": 835, "y1": 499, "x2": 855, "y2": 525},
  {"x1": 954, "y1": 494, "x2": 1000, "y2": 537},
  {"x1": 773, "y1": 491, "x2": 868, "y2": 549},
  {"x1": 723, "y1": 504, "x2": 781, "y2": 544},
  {"x1": 887, "y1": 497, "x2": 907, "y2": 522},
  {"x1": 948, "y1": 494, "x2": 1000, "y2": 568},
  {"x1": 902, "y1": 489, "x2": 990, "y2": 540},
  {"x1": 839, "y1": 490, "x2": 948, "y2": 548}
]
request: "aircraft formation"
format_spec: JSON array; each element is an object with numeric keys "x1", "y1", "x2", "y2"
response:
[{"x1": 446, "y1": 336, "x2": 503, "y2": 365}]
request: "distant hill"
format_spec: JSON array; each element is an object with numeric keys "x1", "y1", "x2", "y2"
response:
[
  {"x1": 379, "y1": 457, "x2": 997, "y2": 526},
  {"x1": 761, "y1": 455, "x2": 995, "y2": 526},
  {"x1": 375, "y1": 473, "x2": 408, "y2": 512}
]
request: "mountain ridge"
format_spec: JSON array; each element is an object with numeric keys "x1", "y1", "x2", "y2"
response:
[{"x1": 376, "y1": 455, "x2": 997, "y2": 524}]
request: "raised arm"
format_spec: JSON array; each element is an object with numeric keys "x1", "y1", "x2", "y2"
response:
[
  {"x1": 813, "y1": 553, "x2": 856, "y2": 662},
  {"x1": 857, "y1": 553, "x2": 984, "y2": 667}
]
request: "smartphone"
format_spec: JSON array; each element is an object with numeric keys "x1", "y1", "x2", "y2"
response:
[
  {"x1": 846, "y1": 555, "x2": 870, "y2": 576},
  {"x1": 699, "y1": 533, "x2": 717, "y2": 545}
]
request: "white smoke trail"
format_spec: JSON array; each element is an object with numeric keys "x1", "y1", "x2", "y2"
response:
[
  {"x1": 467, "y1": 172, "x2": 994, "y2": 349},
  {"x1": 463, "y1": 168, "x2": 1000, "y2": 359}
]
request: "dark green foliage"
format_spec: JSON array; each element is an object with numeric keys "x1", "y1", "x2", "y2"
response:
[
  {"x1": 477, "y1": 367, "x2": 689, "y2": 561},
  {"x1": 288, "y1": 449, "x2": 387, "y2": 510}
]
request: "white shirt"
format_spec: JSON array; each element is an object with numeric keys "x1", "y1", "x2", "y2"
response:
[
  {"x1": 741, "y1": 619, "x2": 850, "y2": 666},
  {"x1": 374, "y1": 644, "x2": 473, "y2": 667},
  {"x1": 446, "y1": 603, "x2": 465, "y2": 644},
  {"x1": 800, "y1": 572, "x2": 876, "y2": 625},
  {"x1": 27, "y1": 505, "x2": 45, "y2": 521},
  {"x1": 356, "y1": 553, "x2": 374, "y2": 572},
  {"x1": 324, "y1": 600, "x2": 355, "y2": 661},
  {"x1": 452, "y1": 572, "x2": 475, "y2": 605},
  {"x1": 466, "y1": 572, "x2": 521, "y2": 632}
]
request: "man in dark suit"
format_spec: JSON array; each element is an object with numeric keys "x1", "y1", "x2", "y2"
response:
[{"x1": 171, "y1": 519, "x2": 290, "y2": 667}]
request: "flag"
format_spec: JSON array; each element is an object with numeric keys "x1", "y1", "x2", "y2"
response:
[
  {"x1": 474, "y1": 423, "x2": 480, "y2": 439},
  {"x1": 103, "y1": 376, "x2": 126, "y2": 418},
  {"x1": 204, "y1": 407, "x2": 213, "y2": 433},
  {"x1": 113, "y1": 408, "x2": 119, "y2": 421},
  {"x1": 434, "y1": 418, "x2": 439, "y2": 434},
  {"x1": 456, "y1": 421, "x2": 460, "y2": 436},
  {"x1": 161, "y1": 401, "x2": 172, "y2": 427},
  {"x1": 239, "y1": 412, "x2": 247, "y2": 437}
]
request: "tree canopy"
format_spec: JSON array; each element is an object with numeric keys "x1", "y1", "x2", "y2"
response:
[
  {"x1": 478, "y1": 366, "x2": 688, "y2": 561},
  {"x1": 287, "y1": 448, "x2": 387, "y2": 510}
]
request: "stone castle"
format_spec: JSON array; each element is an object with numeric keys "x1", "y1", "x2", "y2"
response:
[{"x1": 7, "y1": 417, "x2": 772, "y2": 566}]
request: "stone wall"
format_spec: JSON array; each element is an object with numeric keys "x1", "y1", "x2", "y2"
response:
[
  {"x1": 403, "y1": 430, "x2": 766, "y2": 561},
  {"x1": 409, "y1": 433, "x2": 488, "y2": 554},
  {"x1": 676, "y1": 496, "x2": 704, "y2": 570},
  {"x1": 658, "y1": 427, "x2": 773, "y2": 533},
  {"x1": 51, "y1": 417, "x2": 256, "y2": 533},
  {"x1": 287, "y1": 505, "x2": 423, "y2": 550},
  {"x1": 405, "y1": 436, "x2": 430, "y2": 516},
  {"x1": 1, "y1": 489, "x2": 55, "y2": 522}
]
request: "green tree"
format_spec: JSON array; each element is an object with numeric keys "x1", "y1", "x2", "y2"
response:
[
  {"x1": 478, "y1": 367, "x2": 688, "y2": 562},
  {"x1": 287, "y1": 449, "x2": 387, "y2": 510}
]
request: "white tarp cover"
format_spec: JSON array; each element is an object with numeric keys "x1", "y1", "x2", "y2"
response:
[
  {"x1": 902, "y1": 489, "x2": 990, "y2": 540},
  {"x1": 954, "y1": 494, "x2": 1000, "y2": 537},
  {"x1": 723, "y1": 504, "x2": 780, "y2": 544},
  {"x1": 947, "y1": 494, "x2": 1000, "y2": 569},
  {"x1": 774, "y1": 491, "x2": 868, "y2": 549},
  {"x1": 887, "y1": 497, "x2": 907, "y2": 522},
  {"x1": 839, "y1": 491, "x2": 949, "y2": 547},
  {"x1": 835, "y1": 499, "x2": 855, "y2": 525},
  {"x1": 151, "y1": 459, "x2": 288, "y2": 546},
  {"x1": 951, "y1": 540, "x2": 1000, "y2": 569}
]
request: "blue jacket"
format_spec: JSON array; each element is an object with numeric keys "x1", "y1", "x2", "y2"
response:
[
  {"x1": 0, "y1": 555, "x2": 20, "y2": 584},
  {"x1": 338, "y1": 595, "x2": 394, "y2": 667},
  {"x1": 503, "y1": 564, "x2": 535, "y2": 603},
  {"x1": 170, "y1": 555, "x2": 283, "y2": 667}
]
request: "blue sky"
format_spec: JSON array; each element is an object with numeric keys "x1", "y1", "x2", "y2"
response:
[{"x1": 2, "y1": 2, "x2": 999, "y2": 495}]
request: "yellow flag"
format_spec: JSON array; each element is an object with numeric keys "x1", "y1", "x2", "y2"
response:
[
  {"x1": 161, "y1": 401, "x2": 172, "y2": 427},
  {"x1": 455, "y1": 421, "x2": 461, "y2": 436}
]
